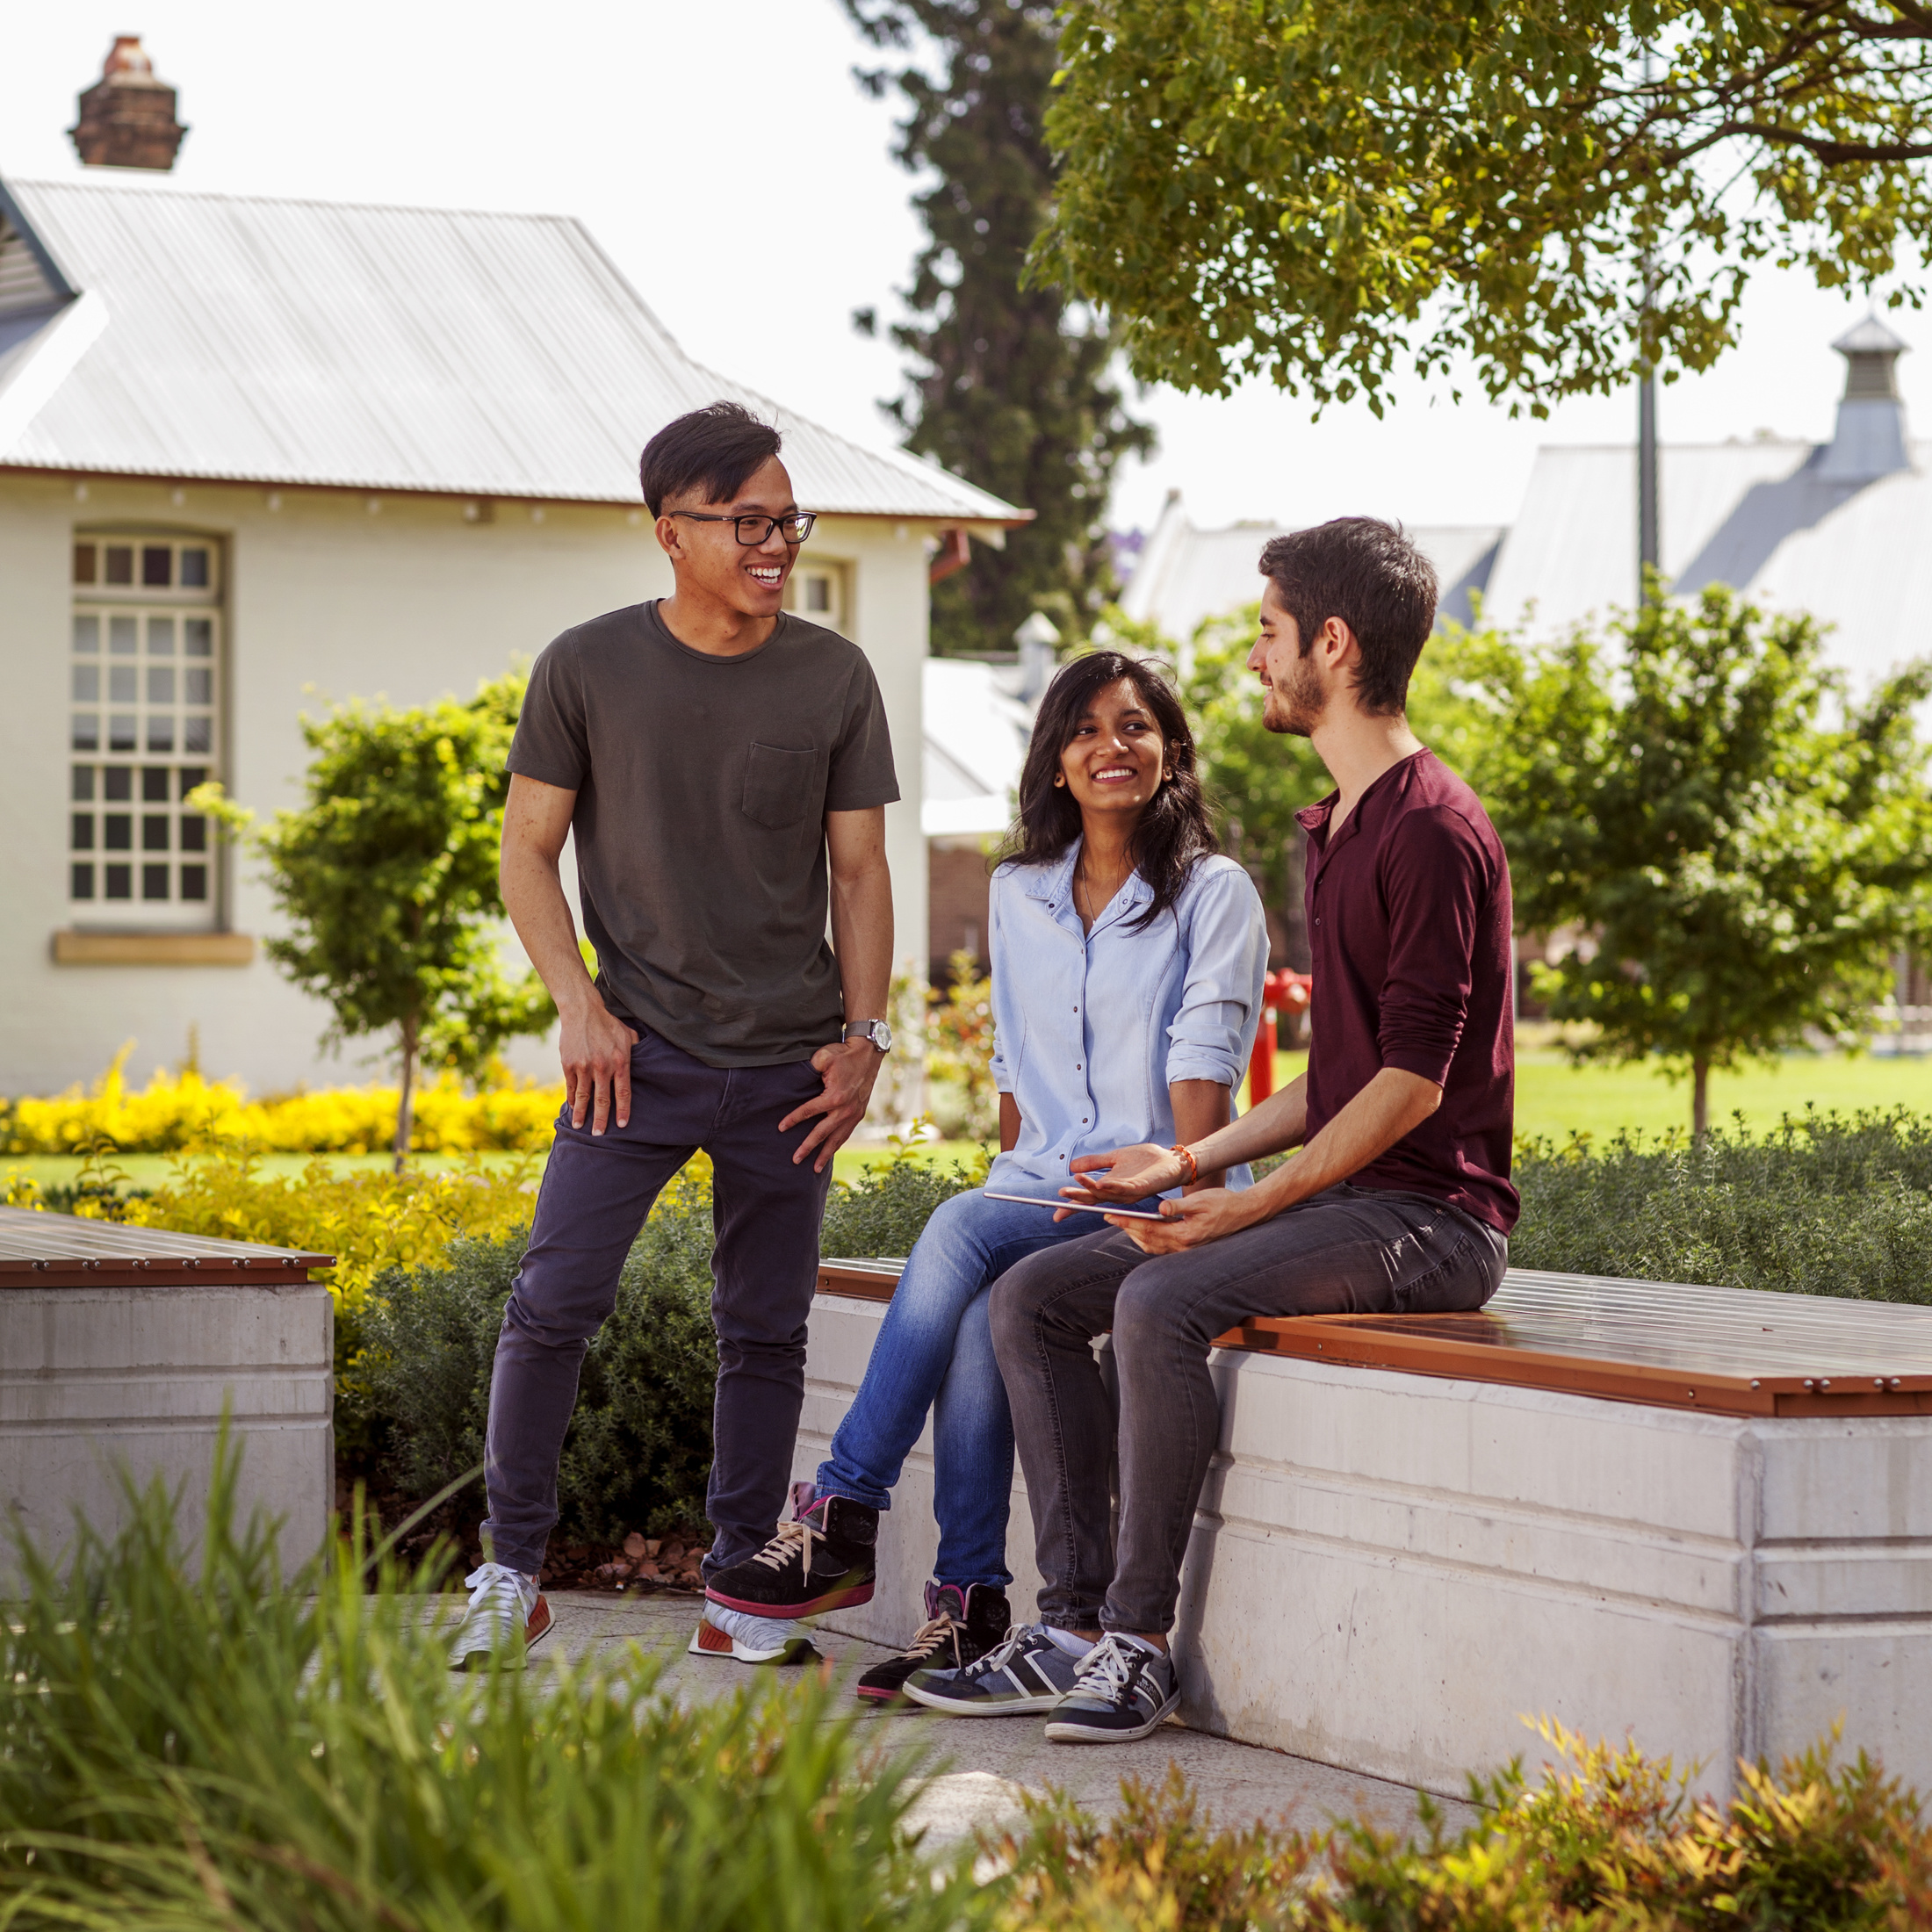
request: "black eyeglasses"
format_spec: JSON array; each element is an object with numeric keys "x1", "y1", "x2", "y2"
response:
[{"x1": 667, "y1": 510, "x2": 817, "y2": 545}]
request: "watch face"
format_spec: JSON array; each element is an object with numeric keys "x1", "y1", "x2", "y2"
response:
[{"x1": 869, "y1": 1020, "x2": 892, "y2": 1053}]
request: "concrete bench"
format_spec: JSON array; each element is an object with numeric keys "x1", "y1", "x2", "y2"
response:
[
  {"x1": 0, "y1": 1208, "x2": 335, "y2": 1590},
  {"x1": 801, "y1": 1256, "x2": 1932, "y2": 1799}
]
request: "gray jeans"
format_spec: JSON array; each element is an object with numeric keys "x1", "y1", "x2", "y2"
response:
[{"x1": 988, "y1": 1183, "x2": 1508, "y2": 1636}]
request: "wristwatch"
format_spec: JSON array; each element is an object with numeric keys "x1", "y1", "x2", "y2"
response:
[{"x1": 843, "y1": 1019, "x2": 893, "y2": 1053}]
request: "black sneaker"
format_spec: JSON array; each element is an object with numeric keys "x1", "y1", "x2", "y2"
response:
[
  {"x1": 1042, "y1": 1633, "x2": 1181, "y2": 1743},
  {"x1": 901, "y1": 1622, "x2": 1092, "y2": 1716},
  {"x1": 854, "y1": 1582, "x2": 1011, "y2": 1705},
  {"x1": 703, "y1": 1485, "x2": 878, "y2": 1619}
]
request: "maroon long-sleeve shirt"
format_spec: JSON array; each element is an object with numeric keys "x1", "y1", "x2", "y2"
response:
[{"x1": 1298, "y1": 748, "x2": 1518, "y2": 1234}]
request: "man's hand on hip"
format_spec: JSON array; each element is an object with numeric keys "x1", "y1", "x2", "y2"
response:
[
  {"x1": 781, "y1": 1038, "x2": 883, "y2": 1172},
  {"x1": 561, "y1": 997, "x2": 639, "y2": 1135}
]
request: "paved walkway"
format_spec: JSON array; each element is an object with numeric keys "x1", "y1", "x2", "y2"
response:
[{"x1": 537, "y1": 1592, "x2": 1473, "y2": 1848}]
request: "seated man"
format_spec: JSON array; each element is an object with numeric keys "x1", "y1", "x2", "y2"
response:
[{"x1": 906, "y1": 515, "x2": 1517, "y2": 1743}]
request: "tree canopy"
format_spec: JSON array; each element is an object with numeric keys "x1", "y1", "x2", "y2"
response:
[
  {"x1": 1469, "y1": 585, "x2": 1932, "y2": 1135},
  {"x1": 846, "y1": 0, "x2": 1154, "y2": 650},
  {"x1": 198, "y1": 674, "x2": 551, "y2": 1168},
  {"x1": 1036, "y1": 0, "x2": 1932, "y2": 412}
]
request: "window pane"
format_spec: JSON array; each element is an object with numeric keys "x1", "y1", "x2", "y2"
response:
[
  {"x1": 72, "y1": 767, "x2": 96, "y2": 802},
  {"x1": 183, "y1": 716, "x2": 212, "y2": 754},
  {"x1": 177, "y1": 766, "x2": 206, "y2": 797},
  {"x1": 184, "y1": 667, "x2": 213, "y2": 704},
  {"x1": 148, "y1": 666, "x2": 176, "y2": 704},
  {"x1": 180, "y1": 814, "x2": 207, "y2": 853},
  {"x1": 73, "y1": 615, "x2": 99, "y2": 653},
  {"x1": 142, "y1": 863, "x2": 170, "y2": 900},
  {"x1": 141, "y1": 545, "x2": 172, "y2": 588},
  {"x1": 71, "y1": 862, "x2": 95, "y2": 900},
  {"x1": 71, "y1": 813, "x2": 94, "y2": 851},
  {"x1": 104, "y1": 813, "x2": 132, "y2": 850},
  {"x1": 147, "y1": 716, "x2": 175, "y2": 753},
  {"x1": 141, "y1": 767, "x2": 170, "y2": 802},
  {"x1": 109, "y1": 616, "x2": 137, "y2": 655},
  {"x1": 104, "y1": 767, "x2": 133, "y2": 801},
  {"x1": 109, "y1": 665, "x2": 136, "y2": 703},
  {"x1": 180, "y1": 548, "x2": 209, "y2": 588},
  {"x1": 142, "y1": 815, "x2": 170, "y2": 852},
  {"x1": 73, "y1": 544, "x2": 97, "y2": 585},
  {"x1": 148, "y1": 617, "x2": 175, "y2": 656},
  {"x1": 806, "y1": 575, "x2": 832, "y2": 613},
  {"x1": 180, "y1": 864, "x2": 208, "y2": 901},
  {"x1": 184, "y1": 618, "x2": 213, "y2": 658},
  {"x1": 105, "y1": 863, "x2": 131, "y2": 900},
  {"x1": 105, "y1": 546, "x2": 133, "y2": 586},
  {"x1": 109, "y1": 715, "x2": 137, "y2": 751},
  {"x1": 71, "y1": 714, "x2": 99, "y2": 752},
  {"x1": 72, "y1": 665, "x2": 99, "y2": 702}
]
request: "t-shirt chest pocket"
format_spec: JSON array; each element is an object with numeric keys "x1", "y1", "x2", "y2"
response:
[{"x1": 742, "y1": 741, "x2": 818, "y2": 829}]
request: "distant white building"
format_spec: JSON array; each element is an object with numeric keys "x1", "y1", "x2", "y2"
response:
[
  {"x1": 0, "y1": 174, "x2": 1023, "y2": 1094},
  {"x1": 1482, "y1": 319, "x2": 1927, "y2": 703},
  {"x1": 1119, "y1": 495, "x2": 1507, "y2": 643}
]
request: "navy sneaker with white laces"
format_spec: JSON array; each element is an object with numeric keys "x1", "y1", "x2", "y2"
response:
[
  {"x1": 1042, "y1": 1633, "x2": 1180, "y2": 1743},
  {"x1": 901, "y1": 1621, "x2": 1091, "y2": 1715}
]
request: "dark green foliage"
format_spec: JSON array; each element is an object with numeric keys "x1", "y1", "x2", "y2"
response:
[
  {"x1": 845, "y1": 0, "x2": 1153, "y2": 652},
  {"x1": 1512, "y1": 1108, "x2": 1932, "y2": 1303},
  {"x1": 0, "y1": 1445, "x2": 968, "y2": 1932},
  {"x1": 821, "y1": 1150, "x2": 984, "y2": 1258}
]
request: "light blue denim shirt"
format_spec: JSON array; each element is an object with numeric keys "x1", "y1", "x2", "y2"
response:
[{"x1": 985, "y1": 847, "x2": 1270, "y2": 1195}]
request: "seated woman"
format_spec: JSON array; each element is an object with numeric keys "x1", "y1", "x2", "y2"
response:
[{"x1": 697, "y1": 652, "x2": 1268, "y2": 1691}]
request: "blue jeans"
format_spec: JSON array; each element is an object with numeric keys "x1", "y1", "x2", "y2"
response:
[{"x1": 815, "y1": 1187, "x2": 1104, "y2": 1589}]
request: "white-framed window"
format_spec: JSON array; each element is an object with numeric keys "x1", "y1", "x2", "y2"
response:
[
  {"x1": 68, "y1": 533, "x2": 222, "y2": 925},
  {"x1": 784, "y1": 559, "x2": 848, "y2": 632}
]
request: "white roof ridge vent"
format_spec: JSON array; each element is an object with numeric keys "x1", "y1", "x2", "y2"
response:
[{"x1": 1818, "y1": 314, "x2": 1911, "y2": 481}]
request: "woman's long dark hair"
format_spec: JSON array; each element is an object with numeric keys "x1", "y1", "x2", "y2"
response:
[{"x1": 998, "y1": 652, "x2": 1218, "y2": 932}]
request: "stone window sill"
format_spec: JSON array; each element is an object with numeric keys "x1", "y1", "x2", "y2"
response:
[{"x1": 52, "y1": 930, "x2": 255, "y2": 966}]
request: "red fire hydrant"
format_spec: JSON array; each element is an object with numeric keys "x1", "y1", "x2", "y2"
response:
[{"x1": 1246, "y1": 968, "x2": 1311, "y2": 1105}]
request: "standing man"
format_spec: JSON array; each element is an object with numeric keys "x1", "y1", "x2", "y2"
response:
[
  {"x1": 451, "y1": 402, "x2": 898, "y2": 1669},
  {"x1": 911, "y1": 517, "x2": 1516, "y2": 1741}
]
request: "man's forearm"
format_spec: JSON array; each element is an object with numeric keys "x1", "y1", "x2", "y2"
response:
[
  {"x1": 1182, "y1": 1075, "x2": 1311, "y2": 1176},
  {"x1": 501, "y1": 847, "x2": 598, "y2": 1013},
  {"x1": 1244, "y1": 1068, "x2": 1440, "y2": 1218},
  {"x1": 830, "y1": 855, "x2": 893, "y2": 1026}
]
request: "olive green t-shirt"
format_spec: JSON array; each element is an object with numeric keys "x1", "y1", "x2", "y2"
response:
[{"x1": 508, "y1": 600, "x2": 899, "y2": 1067}]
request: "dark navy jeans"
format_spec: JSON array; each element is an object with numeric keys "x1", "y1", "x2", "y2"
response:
[{"x1": 479, "y1": 1029, "x2": 833, "y2": 1580}]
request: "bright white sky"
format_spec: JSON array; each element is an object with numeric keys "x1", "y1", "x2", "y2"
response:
[{"x1": 5, "y1": 0, "x2": 1928, "y2": 539}]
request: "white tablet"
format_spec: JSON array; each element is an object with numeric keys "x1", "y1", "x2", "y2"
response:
[{"x1": 981, "y1": 1189, "x2": 1171, "y2": 1222}]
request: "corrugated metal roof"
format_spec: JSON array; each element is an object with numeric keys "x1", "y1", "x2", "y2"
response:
[
  {"x1": 1120, "y1": 494, "x2": 1505, "y2": 638},
  {"x1": 0, "y1": 177, "x2": 1025, "y2": 523}
]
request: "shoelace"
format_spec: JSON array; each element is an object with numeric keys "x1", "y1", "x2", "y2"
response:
[
  {"x1": 897, "y1": 1607, "x2": 962, "y2": 1668},
  {"x1": 460, "y1": 1565, "x2": 531, "y2": 1639},
  {"x1": 747, "y1": 1518, "x2": 819, "y2": 1577},
  {"x1": 958, "y1": 1622, "x2": 1035, "y2": 1679},
  {"x1": 1072, "y1": 1633, "x2": 1143, "y2": 1703}
]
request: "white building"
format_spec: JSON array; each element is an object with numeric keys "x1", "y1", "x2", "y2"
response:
[{"x1": 0, "y1": 176, "x2": 1021, "y2": 1095}]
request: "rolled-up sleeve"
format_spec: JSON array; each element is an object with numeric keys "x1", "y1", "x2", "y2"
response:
[
  {"x1": 1164, "y1": 865, "x2": 1269, "y2": 1088},
  {"x1": 988, "y1": 869, "x2": 1014, "y2": 1093},
  {"x1": 1377, "y1": 807, "x2": 1491, "y2": 1085}
]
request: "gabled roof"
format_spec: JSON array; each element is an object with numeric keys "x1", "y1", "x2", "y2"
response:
[{"x1": 0, "y1": 177, "x2": 1025, "y2": 524}]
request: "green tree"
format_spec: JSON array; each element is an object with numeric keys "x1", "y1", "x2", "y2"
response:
[
  {"x1": 198, "y1": 674, "x2": 552, "y2": 1169},
  {"x1": 1472, "y1": 586, "x2": 1932, "y2": 1136},
  {"x1": 1036, "y1": 0, "x2": 1932, "y2": 412},
  {"x1": 845, "y1": 0, "x2": 1154, "y2": 652}
]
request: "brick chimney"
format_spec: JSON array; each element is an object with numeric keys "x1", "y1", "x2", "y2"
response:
[{"x1": 68, "y1": 37, "x2": 188, "y2": 171}]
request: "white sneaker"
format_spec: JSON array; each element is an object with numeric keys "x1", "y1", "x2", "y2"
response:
[
  {"x1": 449, "y1": 1561, "x2": 551, "y2": 1671},
  {"x1": 688, "y1": 1600, "x2": 818, "y2": 1665}
]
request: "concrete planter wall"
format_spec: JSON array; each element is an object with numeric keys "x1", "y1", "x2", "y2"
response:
[
  {"x1": 798, "y1": 1291, "x2": 1932, "y2": 1800},
  {"x1": 0, "y1": 1211, "x2": 334, "y2": 1591}
]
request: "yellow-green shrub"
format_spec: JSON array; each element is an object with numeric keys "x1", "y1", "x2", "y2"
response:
[{"x1": 3, "y1": 1045, "x2": 563, "y2": 1155}]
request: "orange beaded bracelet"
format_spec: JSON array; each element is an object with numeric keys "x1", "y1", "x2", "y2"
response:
[{"x1": 1171, "y1": 1143, "x2": 1199, "y2": 1186}]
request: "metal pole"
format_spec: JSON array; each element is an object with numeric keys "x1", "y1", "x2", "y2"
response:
[{"x1": 1637, "y1": 46, "x2": 1661, "y2": 607}]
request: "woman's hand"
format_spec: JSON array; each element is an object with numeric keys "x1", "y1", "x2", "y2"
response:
[
  {"x1": 1110, "y1": 1186, "x2": 1266, "y2": 1254},
  {"x1": 1057, "y1": 1143, "x2": 1184, "y2": 1219}
]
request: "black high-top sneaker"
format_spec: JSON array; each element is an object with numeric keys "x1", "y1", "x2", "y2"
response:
[
  {"x1": 703, "y1": 1485, "x2": 878, "y2": 1618},
  {"x1": 854, "y1": 1582, "x2": 1012, "y2": 1704}
]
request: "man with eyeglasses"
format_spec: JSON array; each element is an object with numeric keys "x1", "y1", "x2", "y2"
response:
[{"x1": 450, "y1": 401, "x2": 899, "y2": 1670}]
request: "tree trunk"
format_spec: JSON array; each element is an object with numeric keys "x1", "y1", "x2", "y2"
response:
[
  {"x1": 393, "y1": 1014, "x2": 419, "y2": 1175},
  {"x1": 1690, "y1": 1053, "x2": 1710, "y2": 1146}
]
